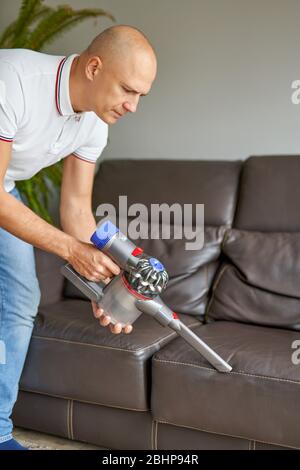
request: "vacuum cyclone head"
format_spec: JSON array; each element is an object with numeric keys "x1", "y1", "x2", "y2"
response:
[
  {"x1": 125, "y1": 255, "x2": 169, "y2": 299},
  {"x1": 90, "y1": 219, "x2": 169, "y2": 299}
]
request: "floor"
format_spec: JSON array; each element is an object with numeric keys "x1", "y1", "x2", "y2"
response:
[{"x1": 13, "y1": 427, "x2": 105, "y2": 450}]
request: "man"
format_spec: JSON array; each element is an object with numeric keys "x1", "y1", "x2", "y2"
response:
[{"x1": 0, "y1": 25, "x2": 157, "y2": 450}]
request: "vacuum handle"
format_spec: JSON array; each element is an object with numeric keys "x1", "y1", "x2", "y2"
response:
[
  {"x1": 171, "y1": 319, "x2": 232, "y2": 373},
  {"x1": 61, "y1": 264, "x2": 105, "y2": 303},
  {"x1": 91, "y1": 219, "x2": 139, "y2": 270},
  {"x1": 136, "y1": 298, "x2": 232, "y2": 373}
]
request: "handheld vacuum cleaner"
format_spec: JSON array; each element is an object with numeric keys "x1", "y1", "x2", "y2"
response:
[{"x1": 61, "y1": 219, "x2": 232, "y2": 373}]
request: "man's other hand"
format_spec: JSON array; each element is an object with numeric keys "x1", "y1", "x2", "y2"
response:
[{"x1": 91, "y1": 301, "x2": 133, "y2": 334}]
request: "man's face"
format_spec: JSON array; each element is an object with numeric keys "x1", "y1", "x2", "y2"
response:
[{"x1": 88, "y1": 52, "x2": 156, "y2": 124}]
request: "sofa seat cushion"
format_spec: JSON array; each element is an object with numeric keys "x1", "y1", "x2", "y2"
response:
[
  {"x1": 20, "y1": 299, "x2": 201, "y2": 411},
  {"x1": 152, "y1": 321, "x2": 300, "y2": 449}
]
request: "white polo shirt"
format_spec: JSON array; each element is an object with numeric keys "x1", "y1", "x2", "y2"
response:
[{"x1": 0, "y1": 48, "x2": 108, "y2": 192}]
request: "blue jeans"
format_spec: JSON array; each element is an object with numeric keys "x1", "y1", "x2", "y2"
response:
[{"x1": 0, "y1": 187, "x2": 41, "y2": 442}]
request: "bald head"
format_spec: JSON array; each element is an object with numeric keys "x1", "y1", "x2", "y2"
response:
[
  {"x1": 85, "y1": 25, "x2": 156, "y2": 67},
  {"x1": 70, "y1": 25, "x2": 157, "y2": 124}
]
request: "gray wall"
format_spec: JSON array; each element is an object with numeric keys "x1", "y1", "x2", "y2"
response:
[{"x1": 1, "y1": 0, "x2": 300, "y2": 161}]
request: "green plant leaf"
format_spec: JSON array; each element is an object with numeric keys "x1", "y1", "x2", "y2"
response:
[
  {"x1": 26, "y1": 7, "x2": 115, "y2": 50},
  {"x1": 41, "y1": 162, "x2": 63, "y2": 188},
  {"x1": 0, "y1": 5, "x2": 52, "y2": 48},
  {"x1": 0, "y1": 20, "x2": 18, "y2": 48},
  {"x1": 16, "y1": 177, "x2": 53, "y2": 223},
  {"x1": 11, "y1": 0, "x2": 44, "y2": 48},
  {"x1": 15, "y1": 160, "x2": 63, "y2": 223}
]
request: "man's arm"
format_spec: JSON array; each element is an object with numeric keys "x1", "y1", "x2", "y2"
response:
[
  {"x1": 60, "y1": 154, "x2": 97, "y2": 242},
  {"x1": 0, "y1": 140, "x2": 119, "y2": 281},
  {"x1": 0, "y1": 140, "x2": 75, "y2": 258}
]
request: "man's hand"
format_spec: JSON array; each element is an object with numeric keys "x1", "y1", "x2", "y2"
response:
[
  {"x1": 91, "y1": 301, "x2": 133, "y2": 335},
  {"x1": 68, "y1": 238, "x2": 120, "y2": 281}
]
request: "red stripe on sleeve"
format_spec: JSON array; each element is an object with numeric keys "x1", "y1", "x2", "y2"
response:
[{"x1": 72, "y1": 153, "x2": 96, "y2": 164}]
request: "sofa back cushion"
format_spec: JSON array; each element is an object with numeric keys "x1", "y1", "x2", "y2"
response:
[
  {"x1": 207, "y1": 229, "x2": 300, "y2": 330},
  {"x1": 234, "y1": 155, "x2": 300, "y2": 231},
  {"x1": 92, "y1": 159, "x2": 241, "y2": 226}
]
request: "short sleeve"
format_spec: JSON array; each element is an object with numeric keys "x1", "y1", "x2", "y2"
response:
[
  {"x1": 73, "y1": 114, "x2": 108, "y2": 163},
  {"x1": 0, "y1": 61, "x2": 24, "y2": 142}
]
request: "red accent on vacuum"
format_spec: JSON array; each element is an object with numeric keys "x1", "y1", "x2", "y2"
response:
[{"x1": 131, "y1": 247, "x2": 144, "y2": 257}]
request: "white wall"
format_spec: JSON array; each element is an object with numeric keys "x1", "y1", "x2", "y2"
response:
[{"x1": 1, "y1": 0, "x2": 300, "y2": 161}]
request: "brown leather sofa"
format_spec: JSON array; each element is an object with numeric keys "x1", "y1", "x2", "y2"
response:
[{"x1": 12, "y1": 156, "x2": 300, "y2": 450}]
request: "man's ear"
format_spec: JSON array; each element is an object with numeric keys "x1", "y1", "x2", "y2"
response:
[{"x1": 86, "y1": 56, "x2": 103, "y2": 81}]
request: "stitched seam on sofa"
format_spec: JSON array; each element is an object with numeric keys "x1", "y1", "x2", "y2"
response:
[
  {"x1": 67, "y1": 400, "x2": 71, "y2": 440},
  {"x1": 70, "y1": 399, "x2": 74, "y2": 440},
  {"x1": 156, "y1": 419, "x2": 300, "y2": 450},
  {"x1": 208, "y1": 263, "x2": 230, "y2": 299},
  {"x1": 67, "y1": 399, "x2": 73, "y2": 440},
  {"x1": 153, "y1": 358, "x2": 300, "y2": 384},
  {"x1": 31, "y1": 321, "x2": 200, "y2": 353},
  {"x1": 30, "y1": 332, "x2": 176, "y2": 353},
  {"x1": 20, "y1": 387, "x2": 150, "y2": 412},
  {"x1": 151, "y1": 420, "x2": 154, "y2": 450},
  {"x1": 205, "y1": 264, "x2": 230, "y2": 321},
  {"x1": 155, "y1": 420, "x2": 158, "y2": 450},
  {"x1": 249, "y1": 440, "x2": 254, "y2": 450},
  {"x1": 66, "y1": 400, "x2": 69, "y2": 439}
]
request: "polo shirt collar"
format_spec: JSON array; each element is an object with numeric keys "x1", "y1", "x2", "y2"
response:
[{"x1": 55, "y1": 53, "x2": 79, "y2": 116}]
